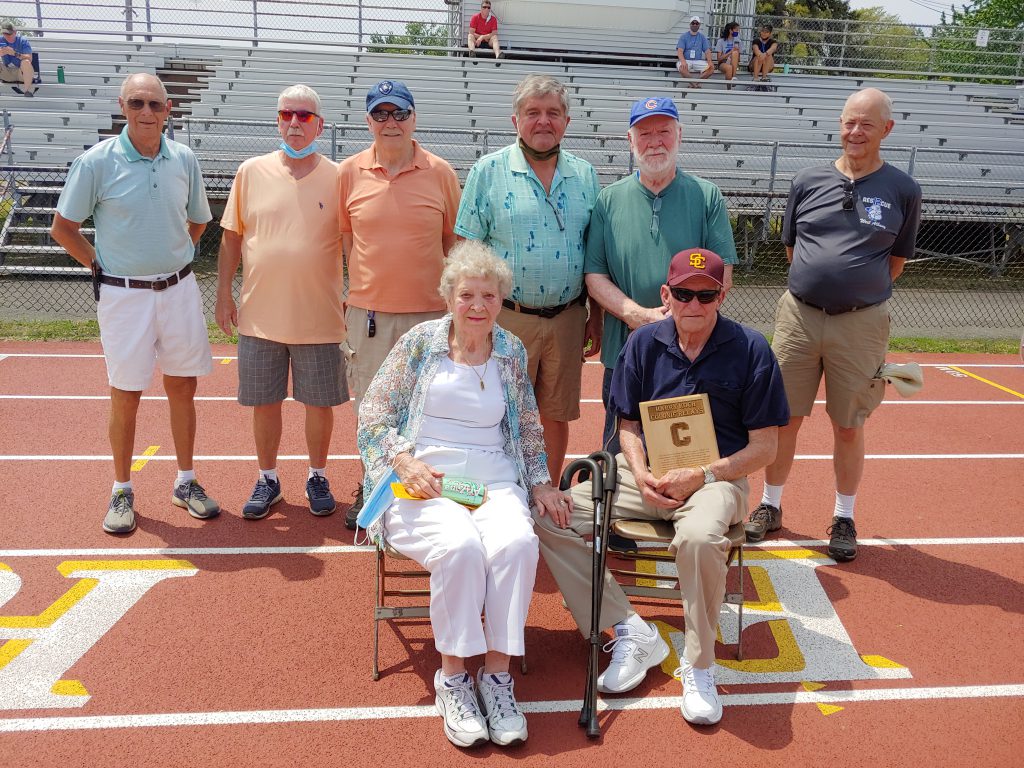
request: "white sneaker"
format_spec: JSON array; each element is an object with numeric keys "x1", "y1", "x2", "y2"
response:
[
  {"x1": 476, "y1": 668, "x2": 528, "y2": 746},
  {"x1": 434, "y1": 670, "x2": 489, "y2": 748},
  {"x1": 675, "y1": 662, "x2": 723, "y2": 725},
  {"x1": 596, "y1": 620, "x2": 670, "y2": 693}
]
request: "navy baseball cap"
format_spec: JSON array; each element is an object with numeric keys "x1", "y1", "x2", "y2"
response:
[
  {"x1": 366, "y1": 80, "x2": 415, "y2": 112},
  {"x1": 629, "y1": 96, "x2": 679, "y2": 128}
]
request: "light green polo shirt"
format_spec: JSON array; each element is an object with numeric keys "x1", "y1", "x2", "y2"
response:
[
  {"x1": 585, "y1": 170, "x2": 738, "y2": 369},
  {"x1": 57, "y1": 127, "x2": 212, "y2": 276},
  {"x1": 455, "y1": 143, "x2": 601, "y2": 308}
]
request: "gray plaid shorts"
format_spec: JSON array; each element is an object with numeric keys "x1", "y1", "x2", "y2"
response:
[{"x1": 237, "y1": 334, "x2": 349, "y2": 407}]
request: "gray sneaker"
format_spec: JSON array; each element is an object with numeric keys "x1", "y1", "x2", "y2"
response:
[
  {"x1": 103, "y1": 489, "x2": 137, "y2": 534},
  {"x1": 242, "y1": 477, "x2": 283, "y2": 520},
  {"x1": 744, "y1": 502, "x2": 782, "y2": 542},
  {"x1": 476, "y1": 669, "x2": 528, "y2": 746},
  {"x1": 434, "y1": 670, "x2": 489, "y2": 749},
  {"x1": 172, "y1": 480, "x2": 221, "y2": 519}
]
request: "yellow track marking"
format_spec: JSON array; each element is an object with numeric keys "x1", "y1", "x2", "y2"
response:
[
  {"x1": 51, "y1": 680, "x2": 88, "y2": 696},
  {"x1": 948, "y1": 366, "x2": 1024, "y2": 399},
  {"x1": 130, "y1": 445, "x2": 160, "y2": 472},
  {"x1": 862, "y1": 654, "x2": 906, "y2": 668}
]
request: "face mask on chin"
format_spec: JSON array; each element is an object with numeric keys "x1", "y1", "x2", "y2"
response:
[{"x1": 280, "y1": 139, "x2": 318, "y2": 159}]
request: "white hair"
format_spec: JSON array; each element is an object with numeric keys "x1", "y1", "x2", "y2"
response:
[
  {"x1": 278, "y1": 84, "x2": 322, "y2": 115},
  {"x1": 439, "y1": 240, "x2": 514, "y2": 301},
  {"x1": 120, "y1": 73, "x2": 168, "y2": 101},
  {"x1": 512, "y1": 74, "x2": 570, "y2": 116}
]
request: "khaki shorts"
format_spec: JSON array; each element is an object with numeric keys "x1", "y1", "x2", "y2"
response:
[
  {"x1": 497, "y1": 302, "x2": 586, "y2": 422},
  {"x1": 1, "y1": 64, "x2": 24, "y2": 82},
  {"x1": 342, "y1": 306, "x2": 444, "y2": 410},
  {"x1": 771, "y1": 290, "x2": 889, "y2": 428}
]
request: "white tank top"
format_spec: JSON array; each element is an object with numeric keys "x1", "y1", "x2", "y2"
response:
[{"x1": 416, "y1": 356, "x2": 505, "y2": 451}]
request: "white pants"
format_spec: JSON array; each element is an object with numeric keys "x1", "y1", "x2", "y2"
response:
[{"x1": 384, "y1": 445, "x2": 539, "y2": 658}]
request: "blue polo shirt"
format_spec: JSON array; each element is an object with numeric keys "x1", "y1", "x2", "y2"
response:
[
  {"x1": 455, "y1": 143, "x2": 600, "y2": 308},
  {"x1": 2, "y1": 33, "x2": 31, "y2": 69},
  {"x1": 57, "y1": 127, "x2": 212, "y2": 276},
  {"x1": 676, "y1": 31, "x2": 710, "y2": 61},
  {"x1": 608, "y1": 314, "x2": 789, "y2": 458}
]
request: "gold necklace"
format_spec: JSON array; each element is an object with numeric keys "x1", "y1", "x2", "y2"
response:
[{"x1": 467, "y1": 357, "x2": 489, "y2": 391}]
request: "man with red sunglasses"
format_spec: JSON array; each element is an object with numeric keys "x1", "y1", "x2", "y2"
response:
[
  {"x1": 536, "y1": 248, "x2": 788, "y2": 728},
  {"x1": 216, "y1": 84, "x2": 348, "y2": 521}
]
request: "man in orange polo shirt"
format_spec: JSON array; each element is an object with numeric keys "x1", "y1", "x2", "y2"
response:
[
  {"x1": 339, "y1": 79, "x2": 461, "y2": 528},
  {"x1": 216, "y1": 84, "x2": 347, "y2": 520}
]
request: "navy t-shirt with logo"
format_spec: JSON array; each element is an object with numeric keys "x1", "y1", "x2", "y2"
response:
[{"x1": 782, "y1": 163, "x2": 922, "y2": 312}]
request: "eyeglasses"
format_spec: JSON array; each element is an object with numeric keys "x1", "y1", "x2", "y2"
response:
[
  {"x1": 278, "y1": 109, "x2": 319, "y2": 123},
  {"x1": 842, "y1": 178, "x2": 855, "y2": 211},
  {"x1": 650, "y1": 195, "x2": 662, "y2": 239},
  {"x1": 545, "y1": 198, "x2": 565, "y2": 231},
  {"x1": 669, "y1": 286, "x2": 721, "y2": 304},
  {"x1": 125, "y1": 99, "x2": 168, "y2": 113},
  {"x1": 369, "y1": 108, "x2": 413, "y2": 123}
]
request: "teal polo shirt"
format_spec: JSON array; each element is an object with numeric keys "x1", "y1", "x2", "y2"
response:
[
  {"x1": 57, "y1": 127, "x2": 212, "y2": 276},
  {"x1": 455, "y1": 143, "x2": 601, "y2": 308},
  {"x1": 584, "y1": 170, "x2": 738, "y2": 368}
]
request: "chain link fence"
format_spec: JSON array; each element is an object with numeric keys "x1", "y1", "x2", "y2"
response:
[{"x1": 2, "y1": 120, "x2": 1022, "y2": 336}]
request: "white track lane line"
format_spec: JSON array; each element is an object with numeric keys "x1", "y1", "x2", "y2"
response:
[
  {"x1": 1, "y1": 684, "x2": 1022, "y2": 732},
  {"x1": 0, "y1": 536, "x2": 1021, "y2": 558}
]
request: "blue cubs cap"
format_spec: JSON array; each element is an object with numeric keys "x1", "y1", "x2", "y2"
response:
[
  {"x1": 366, "y1": 80, "x2": 415, "y2": 112},
  {"x1": 629, "y1": 96, "x2": 679, "y2": 128}
]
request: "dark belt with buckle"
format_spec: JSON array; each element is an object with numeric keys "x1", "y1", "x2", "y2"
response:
[
  {"x1": 791, "y1": 291, "x2": 883, "y2": 316},
  {"x1": 99, "y1": 263, "x2": 192, "y2": 292},
  {"x1": 502, "y1": 292, "x2": 586, "y2": 319}
]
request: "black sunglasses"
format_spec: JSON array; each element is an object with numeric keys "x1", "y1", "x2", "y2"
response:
[
  {"x1": 842, "y1": 178, "x2": 856, "y2": 211},
  {"x1": 125, "y1": 98, "x2": 168, "y2": 113},
  {"x1": 669, "y1": 286, "x2": 721, "y2": 304},
  {"x1": 278, "y1": 109, "x2": 319, "y2": 123},
  {"x1": 369, "y1": 108, "x2": 413, "y2": 123}
]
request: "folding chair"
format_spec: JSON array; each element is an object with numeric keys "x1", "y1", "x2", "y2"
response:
[
  {"x1": 372, "y1": 540, "x2": 528, "y2": 681},
  {"x1": 607, "y1": 519, "x2": 746, "y2": 661}
]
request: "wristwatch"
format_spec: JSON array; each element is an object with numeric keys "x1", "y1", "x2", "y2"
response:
[{"x1": 701, "y1": 465, "x2": 717, "y2": 485}]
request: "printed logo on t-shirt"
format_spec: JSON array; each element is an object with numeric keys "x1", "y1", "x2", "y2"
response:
[{"x1": 863, "y1": 196, "x2": 890, "y2": 229}]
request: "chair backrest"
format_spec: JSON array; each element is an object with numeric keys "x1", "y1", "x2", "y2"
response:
[
  {"x1": 612, "y1": 518, "x2": 746, "y2": 548},
  {"x1": 31, "y1": 52, "x2": 41, "y2": 84}
]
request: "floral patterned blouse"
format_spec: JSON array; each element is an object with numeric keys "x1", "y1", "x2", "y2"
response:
[{"x1": 357, "y1": 315, "x2": 550, "y2": 536}]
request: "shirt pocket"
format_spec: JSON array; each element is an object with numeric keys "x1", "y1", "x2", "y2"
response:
[{"x1": 698, "y1": 379, "x2": 744, "y2": 419}]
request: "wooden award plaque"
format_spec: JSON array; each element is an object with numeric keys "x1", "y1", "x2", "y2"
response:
[{"x1": 639, "y1": 393, "x2": 720, "y2": 478}]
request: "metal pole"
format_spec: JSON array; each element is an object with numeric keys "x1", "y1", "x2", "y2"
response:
[
  {"x1": 125, "y1": 0, "x2": 134, "y2": 42},
  {"x1": 331, "y1": 122, "x2": 338, "y2": 161},
  {"x1": 144, "y1": 0, "x2": 152, "y2": 43},
  {"x1": 253, "y1": 0, "x2": 259, "y2": 47},
  {"x1": 907, "y1": 146, "x2": 918, "y2": 177},
  {"x1": 35, "y1": 0, "x2": 43, "y2": 37}
]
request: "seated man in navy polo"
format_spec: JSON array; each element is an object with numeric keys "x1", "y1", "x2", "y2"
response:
[{"x1": 534, "y1": 248, "x2": 789, "y2": 727}]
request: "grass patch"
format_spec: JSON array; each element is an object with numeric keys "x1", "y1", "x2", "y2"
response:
[
  {"x1": 888, "y1": 336, "x2": 1019, "y2": 355},
  {"x1": 0, "y1": 320, "x2": 239, "y2": 344}
]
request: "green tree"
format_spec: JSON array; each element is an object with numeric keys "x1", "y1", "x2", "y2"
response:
[
  {"x1": 948, "y1": 0, "x2": 1024, "y2": 29},
  {"x1": 368, "y1": 22, "x2": 449, "y2": 56},
  {"x1": 844, "y1": 7, "x2": 930, "y2": 75},
  {"x1": 933, "y1": 0, "x2": 1023, "y2": 80}
]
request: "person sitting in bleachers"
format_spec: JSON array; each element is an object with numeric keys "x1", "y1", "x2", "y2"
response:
[
  {"x1": 714, "y1": 21, "x2": 742, "y2": 83},
  {"x1": 749, "y1": 24, "x2": 778, "y2": 82},
  {"x1": 675, "y1": 16, "x2": 713, "y2": 88},
  {"x1": 1, "y1": 22, "x2": 35, "y2": 96},
  {"x1": 468, "y1": 0, "x2": 501, "y2": 59}
]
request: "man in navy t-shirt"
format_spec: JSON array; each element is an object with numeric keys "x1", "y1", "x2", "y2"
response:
[
  {"x1": 1, "y1": 22, "x2": 35, "y2": 96},
  {"x1": 535, "y1": 248, "x2": 788, "y2": 728}
]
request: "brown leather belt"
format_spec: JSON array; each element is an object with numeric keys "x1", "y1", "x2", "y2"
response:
[
  {"x1": 99, "y1": 263, "x2": 192, "y2": 291},
  {"x1": 502, "y1": 292, "x2": 585, "y2": 319}
]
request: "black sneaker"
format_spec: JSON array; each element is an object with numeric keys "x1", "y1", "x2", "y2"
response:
[
  {"x1": 344, "y1": 485, "x2": 364, "y2": 530},
  {"x1": 305, "y1": 475, "x2": 336, "y2": 517},
  {"x1": 744, "y1": 502, "x2": 783, "y2": 542},
  {"x1": 608, "y1": 533, "x2": 638, "y2": 553},
  {"x1": 242, "y1": 477, "x2": 283, "y2": 520},
  {"x1": 827, "y1": 516, "x2": 857, "y2": 561}
]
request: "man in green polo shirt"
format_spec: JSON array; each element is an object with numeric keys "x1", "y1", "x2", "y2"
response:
[
  {"x1": 585, "y1": 96, "x2": 738, "y2": 453},
  {"x1": 51, "y1": 73, "x2": 218, "y2": 535}
]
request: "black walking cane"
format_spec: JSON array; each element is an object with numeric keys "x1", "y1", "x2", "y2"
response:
[{"x1": 559, "y1": 450, "x2": 617, "y2": 739}]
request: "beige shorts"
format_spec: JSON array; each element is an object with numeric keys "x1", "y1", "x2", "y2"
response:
[
  {"x1": 1, "y1": 64, "x2": 24, "y2": 82},
  {"x1": 341, "y1": 305, "x2": 445, "y2": 410},
  {"x1": 771, "y1": 290, "x2": 889, "y2": 428},
  {"x1": 497, "y1": 301, "x2": 586, "y2": 422}
]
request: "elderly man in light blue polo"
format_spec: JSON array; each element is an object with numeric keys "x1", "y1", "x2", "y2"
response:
[
  {"x1": 52, "y1": 72, "x2": 218, "y2": 535},
  {"x1": 455, "y1": 74, "x2": 602, "y2": 481}
]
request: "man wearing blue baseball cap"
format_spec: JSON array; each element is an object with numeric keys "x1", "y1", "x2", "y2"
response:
[
  {"x1": 584, "y1": 96, "x2": 738, "y2": 458},
  {"x1": 338, "y1": 79, "x2": 461, "y2": 528}
]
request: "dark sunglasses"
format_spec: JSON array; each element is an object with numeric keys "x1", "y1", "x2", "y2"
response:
[
  {"x1": 369, "y1": 108, "x2": 413, "y2": 123},
  {"x1": 842, "y1": 178, "x2": 856, "y2": 211},
  {"x1": 125, "y1": 98, "x2": 168, "y2": 112},
  {"x1": 669, "y1": 286, "x2": 721, "y2": 304},
  {"x1": 278, "y1": 109, "x2": 319, "y2": 123}
]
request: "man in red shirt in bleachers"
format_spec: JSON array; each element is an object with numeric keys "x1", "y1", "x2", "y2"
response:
[{"x1": 468, "y1": 1, "x2": 501, "y2": 59}]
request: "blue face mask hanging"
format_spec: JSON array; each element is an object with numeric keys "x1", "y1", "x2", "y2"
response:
[{"x1": 280, "y1": 140, "x2": 318, "y2": 159}]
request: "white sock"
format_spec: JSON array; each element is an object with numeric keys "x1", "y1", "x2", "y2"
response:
[
  {"x1": 623, "y1": 612, "x2": 652, "y2": 635},
  {"x1": 260, "y1": 468, "x2": 278, "y2": 483},
  {"x1": 308, "y1": 467, "x2": 326, "y2": 479},
  {"x1": 112, "y1": 480, "x2": 132, "y2": 492},
  {"x1": 761, "y1": 483, "x2": 784, "y2": 508},
  {"x1": 834, "y1": 492, "x2": 856, "y2": 519},
  {"x1": 176, "y1": 469, "x2": 195, "y2": 486}
]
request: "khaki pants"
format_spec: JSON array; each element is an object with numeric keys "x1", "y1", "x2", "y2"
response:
[{"x1": 533, "y1": 454, "x2": 747, "y2": 668}]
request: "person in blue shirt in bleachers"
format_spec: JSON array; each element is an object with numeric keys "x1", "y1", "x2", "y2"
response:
[
  {"x1": 1, "y1": 22, "x2": 35, "y2": 96},
  {"x1": 714, "y1": 21, "x2": 742, "y2": 84},
  {"x1": 675, "y1": 16, "x2": 713, "y2": 88}
]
